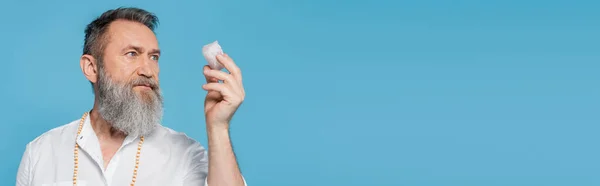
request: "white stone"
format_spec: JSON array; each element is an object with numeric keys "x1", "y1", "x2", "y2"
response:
[{"x1": 202, "y1": 40, "x2": 225, "y2": 70}]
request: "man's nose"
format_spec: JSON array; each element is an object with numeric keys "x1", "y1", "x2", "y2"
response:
[{"x1": 136, "y1": 56, "x2": 154, "y2": 78}]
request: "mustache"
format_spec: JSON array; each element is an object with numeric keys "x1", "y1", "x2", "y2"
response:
[{"x1": 129, "y1": 77, "x2": 159, "y2": 90}]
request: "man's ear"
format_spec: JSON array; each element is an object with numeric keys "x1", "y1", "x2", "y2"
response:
[{"x1": 80, "y1": 54, "x2": 98, "y2": 83}]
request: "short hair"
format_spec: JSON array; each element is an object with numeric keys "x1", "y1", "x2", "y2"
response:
[
  {"x1": 83, "y1": 7, "x2": 159, "y2": 63},
  {"x1": 83, "y1": 7, "x2": 159, "y2": 92}
]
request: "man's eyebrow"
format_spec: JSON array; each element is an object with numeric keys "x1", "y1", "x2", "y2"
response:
[
  {"x1": 149, "y1": 49, "x2": 161, "y2": 55},
  {"x1": 122, "y1": 45, "x2": 144, "y2": 53}
]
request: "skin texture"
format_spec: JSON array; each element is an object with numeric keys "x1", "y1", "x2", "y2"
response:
[
  {"x1": 202, "y1": 54, "x2": 246, "y2": 186},
  {"x1": 79, "y1": 19, "x2": 245, "y2": 186}
]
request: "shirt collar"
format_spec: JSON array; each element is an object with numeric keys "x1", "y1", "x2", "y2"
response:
[
  {"x1": 76, "y1": 112, "x2": 94, "y2": 147},
  {"x1": 76, "y1": 112, "x2": 141, "y2": 148}
]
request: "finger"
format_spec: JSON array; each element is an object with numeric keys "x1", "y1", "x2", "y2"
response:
[
  {"x1": 202, "y1": 82, "x2": 225, "y2": 92},
  {"x1": 203, "y1": 65, "x2": 219, "y2": 83},
  {"x1": 202, "y1": 83, "x2": 236, "y2": 99},
  {"x1": 220, "y1": 54, "x2": 245, "y2": 95},
  {"x1": 204, "y1": 68, "x2": 245, "y2": 95},
  {"x1": 216, "y1": 54, "x2": 242, "y2": 82},
  {"x1": 224, "y1": 54, "x2": 243, "y2": 84},
  {"x1": 203, "y1": 69, "x2": 236, "y2": 83}
]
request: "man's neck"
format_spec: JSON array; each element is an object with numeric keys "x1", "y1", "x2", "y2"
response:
[
  {"x1": 89, "y1": 107, "x2": 127, "y2": 169},
  {"x1": 89, "y1": 108, "x2": 127, "y2": 141}
]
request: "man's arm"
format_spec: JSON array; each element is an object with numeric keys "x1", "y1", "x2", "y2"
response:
[
  {"x1": 201, "y1": 53, "x2": 247, "y2": 186},
  {"x1": 181, "y1": 134, "x2": 246, "y2": 186},
  {"x1": 207, "y1": 127, "x2": 244, "y2": 186}
]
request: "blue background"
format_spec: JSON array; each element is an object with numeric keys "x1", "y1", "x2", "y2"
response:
[{"x1": 1, "y1": 0, "x2": 599, "y2": 185}]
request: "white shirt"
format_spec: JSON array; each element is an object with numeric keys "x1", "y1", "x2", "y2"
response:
[{"x1": 16, "y1": 113, "x2": 247, "y2": 186}]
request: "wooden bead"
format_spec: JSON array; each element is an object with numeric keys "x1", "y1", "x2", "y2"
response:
[{"x1": 72, "y1": 112, "x2": 144, "y2": 186}]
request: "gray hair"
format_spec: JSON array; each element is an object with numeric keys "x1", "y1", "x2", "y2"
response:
[
  {"x1": 96, "y1": 58, "x2": 163, "y2": 137},
  {"x1": 83, "y1": 7, "x2": 159, "y2": 59},
  {"x1": 85, "y1": 7, "x2": 163, "y2": 136},
  {"x1": 83, "y1": 7, "x2": 159, "y2": 91}
]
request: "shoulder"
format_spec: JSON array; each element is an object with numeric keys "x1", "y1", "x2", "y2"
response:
[
  {"x1": 148, "y1": 126, "x2": 208, "y2": 170},
  {"x1": 149, "y1": 126, "x2": 207, "y2": 154},
  {"x1": 149, "y1": 127, "x2": 209, "y2": 177},
  {"x1": 25, "y1": 119, "x2": 79, "y2": 153}
]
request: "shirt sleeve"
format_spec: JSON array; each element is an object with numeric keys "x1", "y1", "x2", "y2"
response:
[
  {"x1": 182, "y1": 141, "x2": 248, "y2": 186},
  {"x1": 182, "y1": 141, "x2": 209, "y2": 186},
  {"x1": 16, "y1": 143, "x2": 32, "y2": 186}
]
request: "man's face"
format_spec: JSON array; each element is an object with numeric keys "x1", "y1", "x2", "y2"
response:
[
  {"x1": 94, "y1": 19, "x2": 163, "y2": 137},
  {"x1": 101, "y1": 19, "x2": 161, "y2": 97}
]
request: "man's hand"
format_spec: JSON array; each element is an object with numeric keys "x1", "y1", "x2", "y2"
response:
[
  {"x1": 202, "y1": 53, "x2": 246, "y2": 186},
  {"x1": 202, "y1": 53, "x2": 245, "y2": 129}
]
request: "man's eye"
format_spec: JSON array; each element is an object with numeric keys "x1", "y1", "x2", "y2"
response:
[
  {"x1": 126, "y1": 52, "x2": 137, "y2": 56},
  {"x1": 150, "y1": 55, "x2": 159, "y2": 61}
]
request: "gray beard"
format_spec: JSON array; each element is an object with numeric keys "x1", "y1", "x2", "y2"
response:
[{"x1": 96, "y1": 66, "x2": 163, "y2": 137}]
